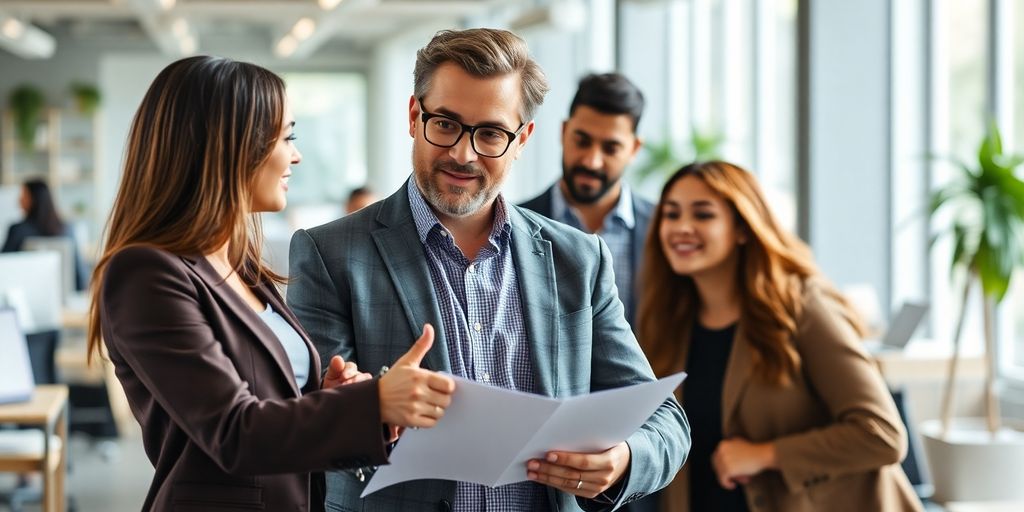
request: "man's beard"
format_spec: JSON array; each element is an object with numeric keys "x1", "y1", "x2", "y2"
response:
[
  {"x1": 563, "y1": 165, "x2": 616, "y2": 205},
  {"x1": 416, "y1": 159, "x2": 493, "y2": 217}
]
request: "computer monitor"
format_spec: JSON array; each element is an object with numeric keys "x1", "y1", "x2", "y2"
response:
[
  {"x1": 0, "y1": 308, "x2": 36, "y2": 404},
  {"x1": 880, "y1": 302, "x2": 930, "y2": 350},
  {"x1": 0, "y1": 251, "x2": 62, "y2": 332}
]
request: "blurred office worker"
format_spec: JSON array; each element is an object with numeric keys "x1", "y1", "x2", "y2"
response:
[
  {"x1": 2, "y1": 178, "x2": 88, "y2": 290},
  {"x1": 637, "y1": 161, "x2": 921, "y2": 512},
  {"x1": 288, "y1": 28, "x2": 689, "y2": 512},
  {"x1": 345, "y1": 186, "x2": 378, "y2": 214},
  {"x1": 86, "y1": 56, "x2": 454, "y2": 512},
  {"x1": 520, "y1": 72, "x2": 650, "y2": 328}
]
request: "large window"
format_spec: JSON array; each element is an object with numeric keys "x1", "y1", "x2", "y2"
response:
[
  {"x1": 1009, "y1": 0, "x2": 1024, "y2": 375},
  {"x1": 618, "y1": 0, "x2": 798, "y2": 230},
  {"x1": 914, "y1": 0, "x2": 1024, "y2": 399},
  {"x1": 927, "y1": 0, "x2": 990, "y2": 354},
  {"x1": 282, "y1": 73, "x2": 367, "y2": 206},
  {"x1": 264, "y1": 72, "x2": 366, "y2": 233}
]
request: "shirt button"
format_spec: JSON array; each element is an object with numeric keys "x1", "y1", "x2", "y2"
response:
[
  {"x1": 473, "y1": 322, "x2": 482, "y2": 332},
  {"x1": 439, "y1": 231, "x2": 448, "y2": 237},
  {"x1": 468, "y1": 263, "x2": 476, "y2": 273},
  {"x1": 482, "y1": 372, "x2": 490, "y2": 382}
]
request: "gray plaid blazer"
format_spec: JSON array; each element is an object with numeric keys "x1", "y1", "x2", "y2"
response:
[{"x1": 287, "y1": 180, "x2": 690, "y2": 512}]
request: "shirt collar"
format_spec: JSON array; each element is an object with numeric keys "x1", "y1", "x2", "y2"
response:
[
  {"x1": 407, "y1": 178, "x2": 512, "y2": 247},
  {"x1": 550, "y1": 181, "x2": 636, "y2": 230}
]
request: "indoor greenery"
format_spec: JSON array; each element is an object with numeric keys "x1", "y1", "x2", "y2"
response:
[
  {"x1": 929, "y1": 120, "x2": 1024, "y2": 436},
  {"x1": 634, "y1": 126, "x2": 724, "y2": 184},
  {"x1": 8, "y1": 85, "x2": 46, "y2": 150},
  {"x1": 70, "y1": 82, "x2": 101, "y2": 114}
]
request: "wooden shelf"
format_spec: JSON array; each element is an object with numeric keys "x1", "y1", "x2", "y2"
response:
[{"x1": 1, "y1": 108, "x2": 104, "y2": 249}]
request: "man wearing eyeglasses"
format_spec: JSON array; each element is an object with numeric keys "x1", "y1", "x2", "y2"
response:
[
  {"x1": 521, "y1": 73, "x2": 651, "y2": 331},
  {"x1": 287, "y1": 28, "x2": 688, "y2": 512}
]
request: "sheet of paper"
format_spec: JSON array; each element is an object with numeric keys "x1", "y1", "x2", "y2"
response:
[{"x1": 362, "y1": 372, "x2": 686, "y2": 496}]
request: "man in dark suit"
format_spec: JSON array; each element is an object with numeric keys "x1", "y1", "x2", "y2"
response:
[
  {"x1": 288, "y1": 28, "x2": 688, "y2": 512},
  {"x1": 520, "y1": 73, "x2": 653, "y2": 328}
]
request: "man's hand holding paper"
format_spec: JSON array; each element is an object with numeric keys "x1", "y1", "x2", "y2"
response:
[
  {"x1": 527, "y1": 442, "x2": 631, "y2": 499},
  {"x1": 361, "y1": 371, "x2": 687, "y2": 497}
]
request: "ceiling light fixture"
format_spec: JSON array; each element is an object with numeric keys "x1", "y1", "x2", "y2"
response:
[
  {"x1": 319, "y1": 0, "x2": 343, "y2": 11},
  {"x1": 171, "y1": 18, "x2": 188, "y2": 38},
  {"x1": 275, "y1": 35, "x2": 298, "y2": 58},
  {"x1": 291, "y1": 17, "x2": 316, "y2": 41},
  {"x1": 0, "y1": 13, "x2": 56, "y2": 59},
  {"x1": 1, "y1": 17, "x2": 24, "y2": 39}
]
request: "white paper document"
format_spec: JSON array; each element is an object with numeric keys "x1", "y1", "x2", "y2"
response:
[{"x1": 361, "y1": 371, "x2": 686, "y2": 496}]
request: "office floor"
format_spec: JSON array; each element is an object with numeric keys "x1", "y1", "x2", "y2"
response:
[{"x1": 0, "y1": 434, "x2": 152, "y2": 512}]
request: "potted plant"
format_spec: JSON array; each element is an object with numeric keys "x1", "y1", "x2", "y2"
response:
[
  {"x1": 8, "y1": 85, "x2": 46, "y2": 150},
  {"x1": 634, "y1": 126, "x2": 723, "y2": 184},
  {"x1": 922, "y1": 120, "x2": 1024, "y2": 503},
  {"x1": 70, "y1": 82, "x2": 101, "y2": 115}
]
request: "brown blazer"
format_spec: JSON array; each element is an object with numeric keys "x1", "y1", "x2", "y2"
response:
[
  {"x1": 100, "y1": 246, "x2": 388, "y2": 512},
  {"x1": 661, "y1": 281, "x2": 922, "y2": 512}
]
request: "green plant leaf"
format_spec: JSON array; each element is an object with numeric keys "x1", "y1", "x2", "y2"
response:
[{"x1": 8, "y1": 85, "x2": 46, "y2": 150}]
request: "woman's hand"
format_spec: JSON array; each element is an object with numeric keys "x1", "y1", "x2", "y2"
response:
[
  {"x1": 321, "y1": 355, "x2": 371, "y2": 389},
  {"x1": 712, "y1": 438, "x2": 777, "y2": 489},
  {"x1": 378, "y1": 324, "x2": 456, "y2": 428}
]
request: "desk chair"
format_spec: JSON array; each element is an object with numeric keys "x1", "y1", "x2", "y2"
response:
[{"x1": 890, "y1": 387, "x2": 938, "y2": 509}]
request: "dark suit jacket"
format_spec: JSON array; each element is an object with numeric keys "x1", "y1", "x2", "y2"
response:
[
  {"x1": 519, "y1": 184, "x2": 654, "y2": 327},
  {"x1": 287, "y1": 182, "x2": 689, "y2": 512},
  {"x1": 660, "y1": 280, "x2": 922, "y2": 512},
  {"x1": 100, "y1": 246, "x2": 389, "y2": 512},
  {"x1": 2, "y1": 220, "x2": 87, "y2": 290}
]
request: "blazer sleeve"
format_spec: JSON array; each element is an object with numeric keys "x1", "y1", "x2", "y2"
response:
[
  {"x1": 771, "y1": 283, "x2": 907, "y2": 493},
  {"x1": 582, "y1": 236, "x2": 691, "y2": 510},
  {"x1": 101, "y1": 247, "x2": 388, "y2": 476}
]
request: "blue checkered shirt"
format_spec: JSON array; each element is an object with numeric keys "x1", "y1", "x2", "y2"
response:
[
  {"x1": 408, "y1": 180, "x2": 550, "y2": 512},
  {"x1": 550, "y1": 184, "x2": 636, "y2": 321}
]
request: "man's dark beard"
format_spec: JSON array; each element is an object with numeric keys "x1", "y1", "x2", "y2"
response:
[{"x1": 563, "y1": 165, "x2": 614, "y2": 205}]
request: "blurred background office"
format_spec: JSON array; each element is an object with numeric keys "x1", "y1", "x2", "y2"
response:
[{"x1": 0, "y1": 0, "x2": 1023, "y2": 510}]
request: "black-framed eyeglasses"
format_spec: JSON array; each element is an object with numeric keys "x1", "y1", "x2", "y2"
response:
[{"x1": 418, "y1": 101, "x2": 526, "y2": 158}]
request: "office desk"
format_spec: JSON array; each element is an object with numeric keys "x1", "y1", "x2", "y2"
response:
[
  {"x1": 58, "y1": 305, "x2": 137, "y2": 438},
  {"x1": 0, "y1": 385, "x2": 69, "y2": 512},
  {"x1": 872, "y1": 341, "x2": 987, "y2": 430}
]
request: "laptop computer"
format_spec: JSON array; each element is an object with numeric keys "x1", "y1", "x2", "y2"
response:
[
  {"x1": 0, "y1": 308, "x2": 36, "y2": 404},
  {"x1": 865, "y1": 301, "x2": 930, "y2": 353}
]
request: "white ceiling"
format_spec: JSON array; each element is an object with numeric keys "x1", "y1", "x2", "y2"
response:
[{"x1": 0, "y1": 0, "x2": 522, "y2": 59}]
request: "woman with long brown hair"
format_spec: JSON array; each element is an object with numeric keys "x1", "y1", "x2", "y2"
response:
[
  {"x1": 637, "y1": 161, "x2": 920, "y2": 512},
  {"x1": 3, "y1": 178, "x2": 88, "y2": 290},
  {"x1": 86, "y1": 56, "x2": 455, "y2": 511}
]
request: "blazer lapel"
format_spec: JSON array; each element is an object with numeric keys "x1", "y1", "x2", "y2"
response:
[
  {"x1": 183, "y1": 255, "x2": 301, "y2": 397},
  {"x1": 508, "y1": 207, "x2": 556, "y2": 397},
  {"x1": 721, "y1": 324, "x2": 754, "y2": 435},
  {"x1": 370, "y1": 184, "x2": 452, "y2": 373}
]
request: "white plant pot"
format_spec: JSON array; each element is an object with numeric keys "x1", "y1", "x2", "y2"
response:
[{"x1": 920, "y1": 418, "x2": 1024, "y2": 503}]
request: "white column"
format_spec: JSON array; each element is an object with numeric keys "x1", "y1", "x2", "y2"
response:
[{"x1": 805, "y1": 0, "x2": 892, "y2": 313}]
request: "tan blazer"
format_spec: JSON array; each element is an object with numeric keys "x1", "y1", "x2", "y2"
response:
[
  {"x1": 100, "y1": 246, "x2": 389, "y2": 512},
  {"x1": 661, "y1": 281, "x2": 922, "y2": 512}
]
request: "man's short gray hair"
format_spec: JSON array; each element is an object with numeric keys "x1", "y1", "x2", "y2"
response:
[{"x1": 413, "y1": 28, "x2": 550, "y2": 123}]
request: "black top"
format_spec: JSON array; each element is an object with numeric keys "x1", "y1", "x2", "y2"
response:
[{"x1": 684, "y1": 321, "x2": 750, "y2": 512}]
